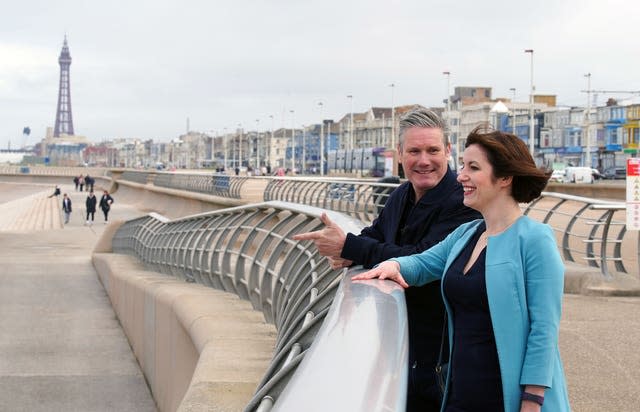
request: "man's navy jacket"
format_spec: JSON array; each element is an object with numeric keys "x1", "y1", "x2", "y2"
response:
[{"x1": 341, "y1": 166, "x2": 481, "y2": 368}]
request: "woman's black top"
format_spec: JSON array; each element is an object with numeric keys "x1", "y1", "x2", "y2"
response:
[{"x1": 442, "y1": 223, "x2": 504, "y2": 411}]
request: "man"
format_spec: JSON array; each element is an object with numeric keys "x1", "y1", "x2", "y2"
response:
[
  {"x1": 85, "y1": 190, "x2": 97, "y2": 225},
  {"x1": 293, "y1": 108, "x2": 480, "y2": 411},
  {"x1": 62, "y1": 193, "x2": 72, "y2": 224}
]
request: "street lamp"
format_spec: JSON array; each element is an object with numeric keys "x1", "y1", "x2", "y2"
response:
[
  {"x1": 269, "y1": 114, "x2": 274, "y2": 170},
  {"x1": 223, "y1": 127, "x2": 228, "y2": 171},
  {"x1": 255, "y1": 118, "x2": 260, "y2": 171},
  {"x1": 238, "y1": 123, "x2": 243, "y2": 171},
  {"x1": 318, "y1": 101, "x2": 325, "y2": 176},
  {"x1": 442, "y1": 71, "x2": 452, "y2": 166},
  {"x1": 524, "y1": 49, "x2": 535, "y2": 158},
  {"x1": 389, "y1": 84, "x2": 396, "y2": 149},
  {"x1": 290, "y1": 110, "x2": 295, "y2": 173},
  {"x1": 509, "y1": 87, "x2": 517, "y2": 135},
  {"x1": 584, "y1": 73, "x2": 592, "y2": 167},
  {"x1": 347, "y1": 95, "x2": 354, "y2": 150},
  {"x1": 302, "y1": 124, "x2": 306, "y2": 174}
]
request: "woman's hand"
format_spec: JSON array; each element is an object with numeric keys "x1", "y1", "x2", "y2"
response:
[{"x1": 351, "y1": 260, "x2": 409, "y2": 288}]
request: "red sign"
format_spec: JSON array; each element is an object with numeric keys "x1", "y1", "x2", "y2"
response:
[{"x1": 628, "y1": 158, "x2": 640, "y2": 177}]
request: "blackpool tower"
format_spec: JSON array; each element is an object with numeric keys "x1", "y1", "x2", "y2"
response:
[{"x1": 53, "y1": 36, "x2": 74, "y2": 137}]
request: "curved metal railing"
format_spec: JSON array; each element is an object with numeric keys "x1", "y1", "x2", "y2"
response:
[
  {"x1": 263, "y1": 177, "x2": 400, "y2": 223},
  {"x1": 119, "y1": 170, "x2": 151, "y2": 184},
  {"x1": 111, "y1": 201, "x2": 408, "y2": 411},
  {"x1": 152, "y1": 173, "x2": 249, "y2": 198},
  {"x1": 523, "y1": 193, "x2": 636, "y2": 279}
]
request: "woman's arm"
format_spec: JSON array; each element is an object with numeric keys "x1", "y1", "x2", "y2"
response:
[{"x1": 520, "y1": 225, "x2": 565, "y2": 387}]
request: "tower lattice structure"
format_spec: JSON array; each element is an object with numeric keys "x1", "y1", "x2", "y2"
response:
[{"x1": 53, "y1": 36, "x2": 74, "y2": 137}]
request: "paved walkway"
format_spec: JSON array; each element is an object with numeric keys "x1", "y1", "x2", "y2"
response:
[{"x1": 0, "y1": 183, "x2": 157, "y2": 411}]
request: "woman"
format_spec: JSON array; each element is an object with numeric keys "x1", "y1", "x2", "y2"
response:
[
  {"x1": 353, "y1": 128, "x2": 570, "y2": 412},
  {"x1": 99, "y1": 190, "x2": 114, "y2": 223}
]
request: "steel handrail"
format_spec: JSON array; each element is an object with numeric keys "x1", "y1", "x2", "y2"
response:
[{"x1": 111, "y1": 201, "x2": 408, "y2": 411}]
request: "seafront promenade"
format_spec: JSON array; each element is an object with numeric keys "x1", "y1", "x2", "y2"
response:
[{"x1": 1, "y1": 179, "x2": 640, "y2": 411}]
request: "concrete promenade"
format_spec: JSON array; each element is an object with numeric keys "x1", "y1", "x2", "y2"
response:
[
  {"x1": 0, "y1": 182, "x2": 157, "y2": 411},
  {"x1": 1, "y1": 180, "x2": 640, "y2": 411}
]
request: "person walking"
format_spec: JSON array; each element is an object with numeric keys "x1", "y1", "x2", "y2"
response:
[
  {"x1": 85, "y1": 190, "x2": 97, "y2": 225},
  {"x1": 79, "y1": 174, "x2": 85, "y2": 192},
  {"x1": 293, "y1": 108, "x2": 481, "y2": 411},
  {"x1": 47, "y1": 185, "x2": 61, "y2": 198},
  {"x1": 99, "y1": 190, "x2": 114, "y2": 223},
  {"x1": 61, "y1": 193, "x2": 72, "y2": 224},
  {"x1": 85, "y1": 175, "x2": 95, "y2": 192},
  {"x1": 353, "y1": 128, "x2": 570, "y2": 411},
  {"x1": 73, "y1": 175, "x2": 79, "y2": 191}
]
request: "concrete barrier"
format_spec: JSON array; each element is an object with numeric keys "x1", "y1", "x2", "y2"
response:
[{"x1": 92, "y1": 252, "x2": 276, "y2": 412}]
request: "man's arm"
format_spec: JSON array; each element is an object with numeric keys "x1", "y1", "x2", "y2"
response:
[{"x1": 342, "y1": 205, "x2": 481, "y2": 269}]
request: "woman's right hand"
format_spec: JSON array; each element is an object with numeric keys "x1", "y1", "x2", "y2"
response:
[{"x1": 351, "y1": 260, "x2": 409, "y2": 288}]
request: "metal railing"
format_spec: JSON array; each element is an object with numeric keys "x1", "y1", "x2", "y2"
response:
[
  {"x1": 523, "y1": 193, "x2": 636, "y2": 279},
  {"x1": 264, "y1": 177, "x2": 400, "y2": 223},
  {"x1": 0, "y1": 165, "x2": 108, "y2": 176},
  {"x1": 111, "y1": 201, "x2": 408, "y2": 411},
  {"x1": 153, "y1": 173, "x2": 249, "y2": 198},
  {"x1": 112, "y1": 171, "x2": 636, "y2": 279},
  {"x1": 119, "y1": 170, "x2": 150, "y2": 184}
]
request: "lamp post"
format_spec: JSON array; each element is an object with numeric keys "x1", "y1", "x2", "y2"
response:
[
  {"x1": 223, "y1": 127, "x2": 228, "y2": 171},
  {"x1": 389, "y1": 84, "x2": 396, "y2": 149},
  {"x1": 509, "y1": 87, "x2": 517, "y2": 135},
  {"x1": 290, "y1": 110, "x2": 295, "y2": 173},
  {"x1": 442, "y1": 71, "x2": 452, "y2": 166},
  {"x1": 347, "y1": 95, "x2": 354, "y2": 150},
  {"x1": 524, "y1": 49, "x2": 535, "y2": 158},
  {"x1": 302, "y1": 124, "x2": 306, "y2": 174},
  {"x1": 255, "y1": 118, "x2": 260, "y2": 171},
  {"x1": 269, "y1": 115, "x2": 274, "y2": 170},
  {"x1": 584, "y1": 73, "x2": 592, "y2": 167},
  {"x1": 318, "y1": 101, "x2": 325, "y2": 176},
  {"x1": 238, "y1": 123, "x2": 243, "y2": 170}
]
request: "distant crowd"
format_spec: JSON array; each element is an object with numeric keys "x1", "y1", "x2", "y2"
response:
[{"x1": 72, "y1": 174, "x2": 95, "y2": 192}]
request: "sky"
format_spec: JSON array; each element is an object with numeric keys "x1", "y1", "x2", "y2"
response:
[{"x1": 1, "y1": 0, "x2": 639, "y2": 149}]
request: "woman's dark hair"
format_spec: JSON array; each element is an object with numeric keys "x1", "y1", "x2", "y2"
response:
[{"x1": 465, "y1": 126, "x2": 551, "y2": 203}]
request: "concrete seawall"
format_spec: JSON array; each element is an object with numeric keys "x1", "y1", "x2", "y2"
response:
[{"x1": 93, "y1": 223, "x2": 276, "y2": 412}]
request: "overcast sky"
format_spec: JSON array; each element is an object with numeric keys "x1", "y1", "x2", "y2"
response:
[{"x1": 1, "y1": 0, "x2": 639, "y2": 149}]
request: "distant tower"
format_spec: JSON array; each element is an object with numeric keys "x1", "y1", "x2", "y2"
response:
[{"x1": 53, "y1": 36, "x2": 74, "y2": 137}]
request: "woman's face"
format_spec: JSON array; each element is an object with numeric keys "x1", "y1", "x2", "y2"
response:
[{"x1": 456, "y1": 144, "x2": 503, "y2": 212}]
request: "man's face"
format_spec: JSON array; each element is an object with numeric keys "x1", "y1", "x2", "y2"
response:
[{"x1": 398, "y1": 127, "x2": 450, "y2": 200}]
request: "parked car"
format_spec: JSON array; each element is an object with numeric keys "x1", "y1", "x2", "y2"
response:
[
  {"x1": 603, "y1": 167, "x2": 626, "y2": 180},
  {"x1": 549, "y1": 169, "x2": 566, "y2": 183}
]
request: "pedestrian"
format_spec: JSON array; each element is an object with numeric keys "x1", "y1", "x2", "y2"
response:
[
  {"x1": 79, "y1": 174, "x2": 85, "y2": 192},
  {"x1": 61, "y1": 193, "x2": 72, "y2": 224},
  {"x1": 85, "y1": 190, "x2": 97, "y2": 225},
  {"x1": 85, "y1": 175, "x2": 95, "y2": 192},
  {"x1": 99, "y1": 190, "x2": 114, "y2": 223},
  {"x1": 73, "y1": 175, "x2": 79, "y2": 191},
  {"x1": 293, "y1": 108, "x2": 481, "y2": 411},
  {"x1": 353, "y1": 127, "x2": 570, "y2": 411},
  {"x1": 48, "y1": 185, "x2": 61, "y2": 198}
]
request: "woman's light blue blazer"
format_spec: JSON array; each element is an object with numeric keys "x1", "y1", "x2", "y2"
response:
[{"x1": 392, "y1": 217, "x2": 571, "y2": 412}]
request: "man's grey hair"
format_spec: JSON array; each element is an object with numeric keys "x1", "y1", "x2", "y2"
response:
[{"x1": 397, "y1": 108, "x2": 448, "y2": 148}]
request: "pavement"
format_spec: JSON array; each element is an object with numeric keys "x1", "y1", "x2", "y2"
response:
[
  {"x1": 0, "y1": 181, "x2": 639, "y2": 411},
  {"x1": 0, "y1": 183, "x2": 157, "y2": 412}
]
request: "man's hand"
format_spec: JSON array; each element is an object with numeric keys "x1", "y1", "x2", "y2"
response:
[{"x1": 292, "y1": 213, "x2": 347, "y2": 259}]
